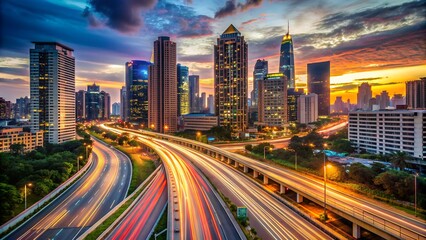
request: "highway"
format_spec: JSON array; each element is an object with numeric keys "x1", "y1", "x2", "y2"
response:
[
  {"x1": 103, "y1": 126, "x2": 243, "y2": 240},
  {"x1": 106, "y1": 166, "x2": 167, "y2": 240},
  {"x1": 3, "y1": 138, "x2": 132, "y2": 240},
  {"x1": 155, "y1": 139, "x2": 332, "y2": 240}
]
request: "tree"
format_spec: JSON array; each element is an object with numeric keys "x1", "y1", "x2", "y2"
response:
[
  {"x1": 374, "y1": 170, "x2": 414, "y2": 199},
  {"x1": 252, "y1": 143, "x2": 274, "y2": 155},
  {"x1": 244, "y1": 144, "x2": 253, "y2": 152},
  {"x1": 0, "y1": 183, "x2": 21, "y2": 222},
  {"x1": 348, "y1": 163, "x2": 375, "y2": 185},
  {"x1": 10, "y1": 143, "x2": 26, "y2": 155},
  {"x1": 390, "y1": 151, "x2": 408, "y2": 170}
]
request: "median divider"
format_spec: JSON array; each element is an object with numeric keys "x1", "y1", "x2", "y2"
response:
[{"x1": 0, "y1": 142, "x2": 94, "y2": 235}]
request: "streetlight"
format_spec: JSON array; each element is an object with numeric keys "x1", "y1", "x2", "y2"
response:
[
  {"x1": 196, "y1": 132, "x2": 201, "y2": 141},
  {"x1": 151, "y1": 124, "x2": 155, "y2": 129},
  {"x1": 263, "y1": 146, "x2": 271, "y2": 160},
  {"x1": 24, "y1": 183, "x2": 32, "y2": 210},
  {"x1": 164, "y1": 125, "x2": 169, "y2": 133},
  {"x1": 295, "y1": 151, "x2": 298, "y2": 170},
  {"x1": 77, "y1": 155, "x2": 83, "y2": 171},
  {"x1": 414, "y1": 172, "x2": 418, "y2": 217},
  {"x1": 322, "y1": 142, "x2": 330, "y2": 220}
]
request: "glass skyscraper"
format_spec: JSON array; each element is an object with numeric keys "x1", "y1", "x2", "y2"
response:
[
  {"x1": 279, "y1": 28, "x2": 295, "y2": 89},
  {"x1": 252, "y1": 59, "x2": 268, "y2": 107},
  {"x1": 177, "y1": 64, "x2": 190, "y2": 116},
  {"x1": 125, "y1": 60, "x2": 152, "y2": 125},
  {"x1": 307, "y1": 61, "x2": 330, "y2": 116}
]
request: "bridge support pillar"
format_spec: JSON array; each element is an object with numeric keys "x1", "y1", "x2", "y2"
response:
[
  {"x1": 263, "y1": 176, "x2": 269, "y2": 185},
  {"x1": 227, "y1": 158, "x2": 232, "y2": 164},
  {"x1": 253, "y1": 171, "x2": 259, "y2": 178},
  {"x1": 296, "y1": 193, "x2": 303, "y2": 203},
  {"x1": 234, "y1": 161, "x2": 238, "y2": 168},
  {"x1": 220, "y1": 155, "x2": 224, "y2": 161},
  {"x1": 279, "y1": 184, "x2": 286, "y2": 194},
  {"x1": 243, "y1": 166, "x2": 248, "y2": 173},
  {"x1": 352, "y1": 223, "x2": 361, "y2": 239}
]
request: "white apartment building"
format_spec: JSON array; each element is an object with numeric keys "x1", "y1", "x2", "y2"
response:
[
  {"x1": 30, "y1": 42, "x2": 76, "y2": 144},
  {"x1": 348, "y1": 110, "x2": 426, "y2": 165},
  {"x1": 297, "y1": 93, "x2": 318, "y2": 124}
]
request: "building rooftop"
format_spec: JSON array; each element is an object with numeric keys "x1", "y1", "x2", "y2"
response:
[
  {"x1": 32, "y1": 42, "x2": 74, "y2": 51},
  {"x1": 222, "y1": 24, "x2": 240, "y2": 35},
  {"x1": 183, "y1": 113, "x2": 216, "y2": 117}
]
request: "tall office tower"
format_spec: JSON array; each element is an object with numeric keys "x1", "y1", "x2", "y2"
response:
[
  {"x1": 177, "y1": 64, "x2": 190, "y2": 116},
  {"x1": 75, "y1": 90, "x2": 86, "y2": 121},
  {"x1": 297, "y1": 93, "x2": 318, "y2": 124},
  {"x1": 15, "y1": 96, "x2": 30, "y2": 119},
  {"x1": 357, "y1": 82, "x2": 372, "y2": 110},
  {"x1": 0, "y1": 97, "x2": 12, "y2": 119},
  {"x1": 30, "y1": 42, "x2": 75, "y2": 144},
  {"x1": 333, "y1": 96, "x2": 346, "y2": 113},
  {"x1": 148, "y1": 36, "x2": 177, "y2": 133},
  {"x1": 125, "y1": 60, "x2": 151, "y2": 124},
  {"x1": 258, "y1": 73, "x2": 288, "y2": 127},
  {"x1": 86, "y1": 83, "x2": 100, "y2": 120},
  {"x1": 189, "y1": 75, "x2": 200, "y2": 113},
  {"x1": 208, "y1": 94, "x2": 214, "y2": 114},
  {"x1": 287, "y1": 88, "x2": 304, "y2": 122},
  {"x1": 390, "y1": 94, "x2": 405, "y2": 107},
  {"x1": 214, "y1": 24, "x2": 248, "y2": 134},
  {"x1": 379, "y1": 91, "x2": 390, "y2": 109},
  {"x1": 279, "y1": 22, "x2": 295, "y2": 88},
  {"x1": 100, "y1": 91, "x2": 110, "y2": 119},
  {"x1": 112, "y1": 102, "x2": 120, "y2": 116},
  {"x1": 252, "y1": 59, "x2": 268, "y2": 106},
  {"x1": 406, "y1": 78, "x2": 426, "y2": 109},
  {"x1": 307, "y1": 61, "x2": 330, "y2": 116},
  {"x1": 120, "y1": 86, "x2": 127, "y2": 120},
  {"x1": 200, "y1": 92, "x2": 207, "y2": 110}
]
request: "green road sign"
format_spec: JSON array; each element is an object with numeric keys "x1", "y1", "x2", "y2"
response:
[{"x1": 237, "y1": 207, "x2": 247, "y2": 219}]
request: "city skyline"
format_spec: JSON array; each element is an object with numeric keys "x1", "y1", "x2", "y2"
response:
[{"x1": 0, "y1": 0, "x2": 425, "y2": 105}]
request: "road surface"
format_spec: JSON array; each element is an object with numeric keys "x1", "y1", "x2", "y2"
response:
[{"x1": 4, "y1": 138, "x2": 132, "y2": 240}]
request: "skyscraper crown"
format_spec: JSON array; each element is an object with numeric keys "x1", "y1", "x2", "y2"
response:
[{"x1": 221, "y1": 24, "x2": 241, "y2": 38}]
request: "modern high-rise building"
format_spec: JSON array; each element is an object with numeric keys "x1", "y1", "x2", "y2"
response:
[
  {"x1": 125, "y1": 60, "x2": 151, "y2": 124},
  {"x1": 200, "y1": 92, "x2": 207, "y2": 110},
  {"x1": 287, "y1": 88, "x2": 304, "y2": 122},
  {"x1": 0, "y1": 97, "x2": 12, "y2": 119},
  {"x1": 112, "y1": 102, "x2": 120, "y2": 116},
  {"x1": 30, "y1": 42, "x2": 75, "y2": 144},
  {"x1": 379, "y1": 91, "x2": 390, "y2": 109},
  {"x1": 15, "y1": 96, "x2": 30, "y2": 119},
  {"x1": 390, "y1": 94, "x2": 405, "y2": 107},
  {"x1": 298, "y1": 93, "x2": 318, "y2": 124},
  {"x1": 177, "y1": 64, "x2": 190, "y2": 116},
  {"x1": 357, "y1": 82, "x2": 372, "y2": 110},
  {"x1": 100, "y1": 90, "x2": 110, "y2": 119},
  {"x1": 189, "y1": 75, "x2": 200, "y2": 113},
  {"x1": 86, "y1": 83, "x2": 101, "y2": 120},
  {"x1": 258, "y1": 73, "x2": 288, "y2": 127},
  {"x1": 406, "y1": 78, "x2": 426, "y2": 109},
  {"x1": 307, "y1": 61, "x2": 330, "y2": 116},
  {"x1": 279, "y1": 23, "x2": 295, "y2": 89},
  {"x1": 148, "y1": 36, "x2": 177, "y2": 133},
  {"x1": 333, "y1": 96, "x2": 346, "y2": 113},
  {"x1": 75, "y1": 90, "x2": 86, "y2": 121},
  {"x1": 214, "y1": 24, "x2": 248, "y2": 135},
  {"x1": 120, "y1": 86, "x2": 127, "y2": 120},
  {"x1": 252, "y1": 59, "x2": 268, "y2": 106},
  {"x1": 207, "y1": 94, "x2": 214, "y2": 114}
]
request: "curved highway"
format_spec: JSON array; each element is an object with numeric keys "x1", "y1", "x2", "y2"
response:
[{"x1": 4, "y1": 138, "x2": 132, "y2": 240}]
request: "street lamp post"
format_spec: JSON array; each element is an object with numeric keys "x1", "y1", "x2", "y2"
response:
[
  {"x1": 415, "y1": 172, "x2": 418, "y2": 217},
  {"x1": 295, "y1": 152, "x2": 298, "y2": 170},
  {"x1": 323, "y1": 143, "x2": 328, "y2": 220},
  {"x1": 263, "y1": 146, "x2": 270, "y2": 160},
  {"x1": 77, "y1": 155, "x2": 83, "y2": 171},
  {"x1": 24, "y1": 183, "x2": 32, "y2": 210}
]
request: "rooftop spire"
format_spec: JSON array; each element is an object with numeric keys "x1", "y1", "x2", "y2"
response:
[
  {"x1": 287, "y1": 20, "x2": 289, "y2": 34},
  {"x1": 222, "y1": 24, "x2": 240, "y2": 35}
]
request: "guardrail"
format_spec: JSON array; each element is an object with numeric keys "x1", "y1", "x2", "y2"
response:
[
  {"x1": 115, "y1": 126, "x2": 426, "y2": 240},
  {"x1": 0, "y1": 145, "x2": 94, "y2": 235}
]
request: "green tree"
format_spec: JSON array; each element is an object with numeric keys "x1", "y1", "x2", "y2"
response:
[
  {"x1": 252, "y1": 142, "x2": 274, "y2": 155},
  {"x1": 390, "y1": 151, "x2": 408, "y2": 170},
  {"x1": 374, "y1": 170, "x2": 414, "y2": 199},
  {"x1": 0, "y1": 183, "x2": 22, "y2": 222},
  {"x1": 348, "y1": 163, "x2": 375, "y2": 185},
  {"x1": 10, "y1": 143, "x2": 26, "y2": 155},
  {"x1": 244, "y1": 144, "x2": 253, "y2": 152}
]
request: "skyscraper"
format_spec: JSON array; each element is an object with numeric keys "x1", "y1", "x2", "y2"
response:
[
  {"x1": 287, "y1": 88, "x2": 304, "y2": 122},
  {"x1": 390, "y1": 94, "x2": 405, "y2": 107},
  {"x1": 258, "y1": 73, "x2": 288, "y2": 127},
  {"x1": 148, "y1": 36, "x2": 177, "y2": 133},
  {"x1": 75, "y1": 90, "x2": 86, "y2": 121},
  {"x1": 177, "y1": 64, "x2": 190, "y2": 116},
  {"x1": 120, "y1": 86, "x2": 127, "y2": 120},
  {"x1": 86, "y1": 83, "x2": 100, "y2": 120},
  {"x1": 112, "y1": 102, "x2": 120, "y2": 116},
  {"x1": 189, "y1": 75, "x2": 200, "y2": 113},
  {"x1": 125, "y1": 60, "x2": 151, "y2": 124},
  {"x1": 100, "y1": 91, "x2": 110, "y2": 119},
  {"x1": 307, "y1": 61, "x2": 330, "y2": 116},
  {"x1": 252, "y1": 59, "x2": 268, "y2": 106},
  {"x1": 208, "y1": 94, "x2": 214, "y2": 114},
  {"x1": 298, "y1": 93, "x2": 318, "y2": 124},
  {"x1": 0, "y1": 97, "x2": 12, "y2": 119},
  {"x1": 30, "y1": 42, "x2": 75, "y2": 144},
  {"x1": 15, "y1": 96, "x2": 30, "y2": 119},
  {"x1": 279, "y1": 22, "x2": 295, "y2": 89},
  {"x1": 357, "y1": 82, "x2": 372, "y2": 110},
  {"x1": 200, "y1": 92, "x2": 207, "y2": 110},
  {"x1": 406, "y1": 78, "x2": 426, "y2": 109},
  {"x1": 214, "y1": 24, "x2": 248, "y2": 135},
  {"x1": 333, "y1": 96, "x2": 346, "y2": 113},
  {"x1": 379, "y1": 90, "x2": 390, "y2": 109}
]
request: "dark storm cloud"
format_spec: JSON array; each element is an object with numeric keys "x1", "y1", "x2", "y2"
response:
[
  {"x1": 0, "y1": 78, "x2": 28, "y2": 85},
  {"x1": 332, "y1": 81, "x2": 400, "y2": 92},
  {"x1": 215, "y1": 0, "x2": 263, "y2": 18},
  {"x1": 85, "y1": 0, "x2": 157, "y2": 33},
  {"x1": 353, "y1": 77, "x2": 384, "y2": 82},
  {"x1": 144, "y1": 2, "x2": 213, "y2": 38}
]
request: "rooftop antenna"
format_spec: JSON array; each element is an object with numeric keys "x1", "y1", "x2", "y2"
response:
[{"x1": 287, "y1": 20, "x2": 290, "y2": 34}]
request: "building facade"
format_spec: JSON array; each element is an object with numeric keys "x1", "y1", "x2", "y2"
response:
[
  {"x1": 0, "y1": 97, "x2": 12, "y2": 119},
  {"x1": 214, "y1": 24, "x2": 248, "y2": 135},
  {"x1": 126, "y1": 60, "x2": 151, "y2": 124},
  {"x1": 406, "y1": 78, "x2": 425, "y2": 109},
  {"x1": 348, "y1": 110, "x2": 426, "y2": 164},
  {"x1": 208, "y1": 94, "x2": 214, "y2": 114},
  {"x1": 100, "y1": 91, "x2": 110, "y2": 120},
  {"x1": 252, "y1": 59, "x2": 268, "y2": 107},
  {"x1": 297, "y1": 93, "x2": 318, "y2": 124},
  {"x1": 287, "y1": 88, "x2": 304, "y2": 122},
  {"x1": 30, "y1": 42, "x2": 75, "y2": 144},
  {"x1": 279, "y1": 26, "x2": 295, "y2": 89},
  {"x1": 112, "y1": 102, "x2": 120, "y2": 116},
  {"x1": 307, "y1": 61, "x2": 330, "y2": 116},
  {"x1": 177, "y1": 64, "x2": 190, "y2": 116},
  {"x1": 120, "y1": 86, "x2": 127, "y2": 120},
  {"x1": 85, "y1": 83, "x2": 100, "y2": 120},
  {"x1": 0, "y1": 127, "x2": 43, "y2": 152},
  {"x1": 357, "y1": 82, "x2": 372, "y2": 110},
  {"x1": 182, "y1": 113, "x2": 218, "y2": 131},
  {"x1": 189, "y1": 75, "x2": 200, "y2": 113},
  {"x1": 15, "y1": 96, "x2": 30, "y2": 119},
  {"x1": 75, "y1": 90, "x2": 86, "y2": 121},
  {"x1": 258, "y1": 73, "x2": 288, "y2": 127},
  {"x1": 148, "y1": 36, "x2": 177, "y2": 133}
]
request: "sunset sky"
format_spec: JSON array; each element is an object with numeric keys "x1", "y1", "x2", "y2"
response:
[{"x1": 0, "y1": 0, "x2": 425, "y2": 105}]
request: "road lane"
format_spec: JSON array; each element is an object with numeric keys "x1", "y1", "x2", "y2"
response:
[{"x1": 4, "y1": 138, "x2": 132, "y2": 240}]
